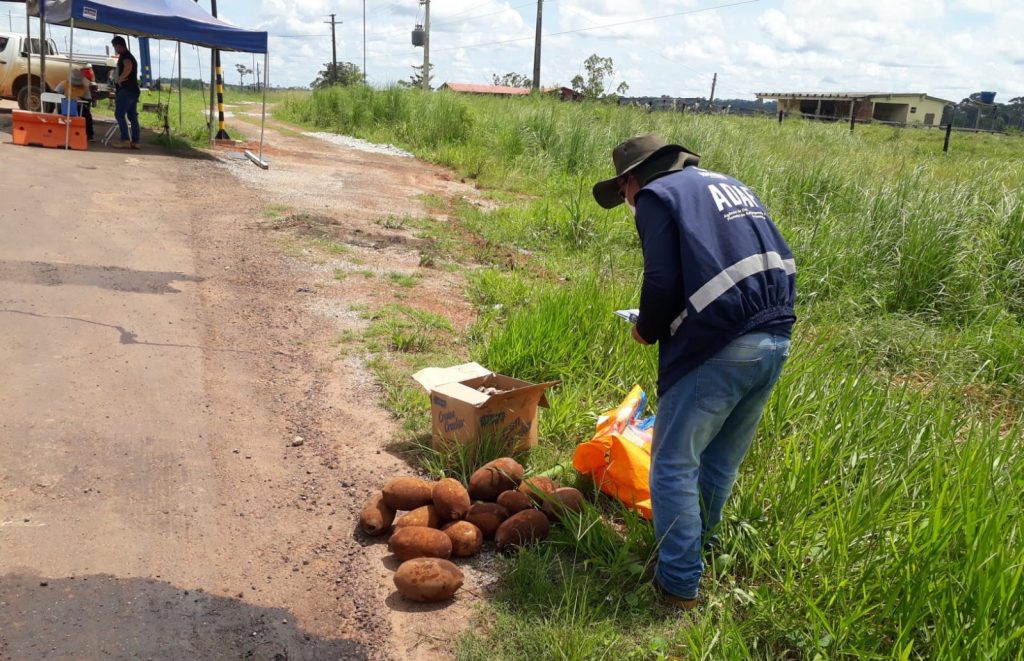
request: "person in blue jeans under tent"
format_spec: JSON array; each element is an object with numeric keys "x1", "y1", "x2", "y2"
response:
[
  {"x1": 592, "y1": 134, "x2": 796, "y2": 609},
  {"x1": 110, "y1": 36, "x2": 141, "y2": 149}
]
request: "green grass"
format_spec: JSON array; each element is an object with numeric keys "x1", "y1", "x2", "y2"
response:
[
  {"x1": 280, "y1": 87, "x2": 1024, "y2": 659},
  {"x1": 385, "y1": 272, "x2": 421, "y2": 288},
  {"x1": 91, "y1": 86, "x2": 289, "y2": 147}
]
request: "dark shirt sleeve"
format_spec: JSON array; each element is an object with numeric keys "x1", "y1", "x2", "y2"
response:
[{"x1": 634, "y1": 191, "x2": 685, "y2": 344}]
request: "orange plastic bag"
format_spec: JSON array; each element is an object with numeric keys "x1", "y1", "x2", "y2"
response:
[{"x1": 572, "y1": 385, "x2": 654, "y2": 519}]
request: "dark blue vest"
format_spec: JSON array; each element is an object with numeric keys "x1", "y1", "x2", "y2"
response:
[{"x1": 638, "y1": 167, "x2": 796, "y2": 394}]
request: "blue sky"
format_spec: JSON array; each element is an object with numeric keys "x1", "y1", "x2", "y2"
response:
[{"x1": 4, "y1": 1, "x2": 1021, "y2": 101}]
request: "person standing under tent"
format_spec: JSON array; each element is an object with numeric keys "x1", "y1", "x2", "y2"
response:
[
  {"x1": 54, "y1": 65, "x2": 95, "y2": 142},
  {"x1": 110, "y1": 36, "x2": 141, "y2": 149}
]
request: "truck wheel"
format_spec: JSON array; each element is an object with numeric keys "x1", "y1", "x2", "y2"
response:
[{"x1": 17, "y1": 86, "x2": 42, "y2": 112}]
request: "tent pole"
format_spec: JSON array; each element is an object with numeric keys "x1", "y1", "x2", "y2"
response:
[
  {"x1": 177, "y1": 42, "x2": 183, "y2": 132},
  {"x1": 259, "y1": 50, "x2": 268, "y2": 162},
  {"x1": 24, "y1": 10, "x2": 31, "y2": 108},
  {"x1": 208, "y1": 50, "x2": 215, "y2": 145},
  {"x1": 39, "y1": 3, "x2": 46, "y2": 102},
  {"x1": 64, "y1": 17, "x2": 73, "y2": 150}
]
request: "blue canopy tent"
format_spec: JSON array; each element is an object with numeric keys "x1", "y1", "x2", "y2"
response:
[
  {"x1": 25, "y1": 0, "x2": 270, "y2": 164},
  {"x1": 35, "y1": 0, "x2": 268, "y2": 53}
]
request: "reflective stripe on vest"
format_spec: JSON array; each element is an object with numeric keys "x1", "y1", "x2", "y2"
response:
[{"x1": 670, "y1": 251, "x2": 796, "y2": 336}]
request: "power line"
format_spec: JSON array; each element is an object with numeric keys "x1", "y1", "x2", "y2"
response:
[
  {"x1": 432, "y1": 1, "x2": 535, "y2": 29},
  {"x1": 598, "y1": 19, "x2": 752, "y2": 99},
  {"x1": 432, "y1": 0, "x2": 761, "y2": 54},
  {"x1": 362, "y1": 1, "x2": 535, "y2": 45},
  {"x1": 438, "y1": 0, "x2": 507, "y2": 22}
]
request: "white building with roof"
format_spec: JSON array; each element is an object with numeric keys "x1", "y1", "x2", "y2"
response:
[{"x1": 755, "y1": 92, "x2": 955, "y2": 126}]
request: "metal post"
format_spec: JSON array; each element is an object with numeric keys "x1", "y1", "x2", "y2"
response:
[
  {"x1": 39, "y1": 3, "x2": 46, "y2": 101},
  {"x1": 709, "y1": 72, "x2": 716, "y2": 104},
  {"x1": 177, "y1": 41, "x2": 183, "y2": 131},
  {"x1": 259, "y1": 51, "x2": 268, "y2": 162},
  {"x1": 366, "y1": 0, "x2": 370, "y2": 83},
  {"x1": 208, "y1": 0, "x2": 218, "y2": 145},
  {"x1": 532, "y1": 0, "x2": 543, "y2": 91},
  {"x1": 943, "y1": 123, "x2": 952, "y2": 153},
  {"x1": 214, "y1": 49, "x2": 229, "y2": 139},
  {"x1": 422, "y1": 0, "x2": 430, "y2": 90},
  {"x1": 24, "y1": 11, "x2": 32, "y2": 109},
  {"x1": 208, "y1": 51, "x2": 215, "y2": 144},
  {"x1": 64, "y1": 17, "x2": 73, "y2": 150},
  {"x1": 778, "y1": 110, "x2": 783, "y2": 124},
  {"x1": 849, "y1": 100, "x2": 856, "y2": 132}
]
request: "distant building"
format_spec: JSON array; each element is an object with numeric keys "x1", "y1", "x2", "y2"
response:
[
  {"x1": 619, "y1": 96, "x2": 703, "y2": 112},
  {"x1": 555, "y1": 87, "x2": 583, "y2": 102},
  {"x1": 755, "y1": 92, "x2": 955, "y2": 126},
  {"x1": 440, "y1": 82, "x2": 531, "y2": 97}
]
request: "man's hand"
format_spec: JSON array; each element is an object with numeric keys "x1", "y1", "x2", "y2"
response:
[{"x1": 631, "y1": 325, "x2": 650, "y2": 345}]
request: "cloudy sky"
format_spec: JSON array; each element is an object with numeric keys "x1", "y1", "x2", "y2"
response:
[{"x1": 5, "y1": 0, "x2": 1021, "y2": 101}]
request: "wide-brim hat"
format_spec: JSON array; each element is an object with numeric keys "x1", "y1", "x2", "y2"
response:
[{"x1": 592, "y1": 134, "x2": 699, "y2": 209}]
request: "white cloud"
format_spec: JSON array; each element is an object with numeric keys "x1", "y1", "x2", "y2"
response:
[
  {"x1": 757, "y1": 9, "x2": 805, "y2": 51},
  {"x1": 7, "y1": 0, "x2": 1020, "y2": 100}
]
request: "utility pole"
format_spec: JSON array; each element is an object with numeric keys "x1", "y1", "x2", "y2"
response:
[
  {"x1": 363, "y1": 0, "x2": 367, "y2": 84},
  {"x1": 325, "y1": 13, "x2": 339, "y2": 84},
  {"x1": 421, "y1": 0, "x2": 431, "y2": 91},
  {"x1": 709, "y1": 72, "x2": 717, "y2": 106},
  {"x1": 532, "y1": 0, "x2": 543, "y2": 91}
]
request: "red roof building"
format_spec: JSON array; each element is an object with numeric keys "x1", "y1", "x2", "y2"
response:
[{"x1": 440, "y1": 82, "x2": 532, "y2": 96}]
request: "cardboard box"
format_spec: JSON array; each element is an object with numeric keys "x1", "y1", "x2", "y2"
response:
[{"x1": 412, "y1": 363, "x2": 558, "y2": 451}]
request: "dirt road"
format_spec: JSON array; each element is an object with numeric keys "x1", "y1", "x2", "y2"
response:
[{"x1": 0, "y1": 116, "x2": 480, "y2": 659}]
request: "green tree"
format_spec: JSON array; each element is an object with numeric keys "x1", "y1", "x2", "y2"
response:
[
  {"x1": 570, "y1": 54, "x2": 629, "y2": 100},
  {"x1": 235, "y1": 63, "x2": 252, "y2": 88},
  {"x1": 491, "y1": 72, "x2": 531, "y2": 89},
  {"x1": 1005, "y1": 97, "x2": 1024, "y2": 130},
  {"x1": 311, "y1": 62, "x2": 364, "y2": 89},
  {"x1": 400, "y1": 63, "x2": 435, "y2": 90}
]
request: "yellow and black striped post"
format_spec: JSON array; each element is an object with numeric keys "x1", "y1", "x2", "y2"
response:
[{"x1": 214, "y1": 50, "x2": 230, "y2": 140}]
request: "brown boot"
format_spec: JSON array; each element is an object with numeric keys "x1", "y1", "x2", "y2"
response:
[
  {"x1": 130, "y1": 143, "x2": 141, "y2": 150},
  {"x1": 111, "y1": 141, "x2": 131, "y2": 149},
  {"x1": 663, "y1": 592, "x2": 700, "y2": 611},
  {"x1": 654, "y1": 580, "x2": 700, "y2": 611}
]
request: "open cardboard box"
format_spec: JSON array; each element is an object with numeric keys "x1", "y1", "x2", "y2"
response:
[{"x1": 412, "y1": 363, "x2": 559, "y2": 451}]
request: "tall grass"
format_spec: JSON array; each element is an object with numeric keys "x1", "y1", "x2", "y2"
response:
[{"x1": 280, "y1": 87, "x2": 1024, "y2": 658}]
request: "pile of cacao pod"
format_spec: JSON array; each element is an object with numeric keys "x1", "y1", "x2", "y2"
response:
[{"x1": 358, "y1": 457, "x2": 584, "y2": 603}]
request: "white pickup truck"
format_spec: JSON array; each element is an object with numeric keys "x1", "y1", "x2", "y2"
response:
[{"x1": 0, "y1": 30, "x2": 117, "y2": 110}]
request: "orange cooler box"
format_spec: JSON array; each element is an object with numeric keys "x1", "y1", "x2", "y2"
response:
[{"x1": 12, "y1": 110, "x2": 88, "y2": 150}]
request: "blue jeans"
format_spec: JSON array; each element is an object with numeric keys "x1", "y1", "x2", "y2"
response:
[
  {"x1": 651, "y1": 332, "x2": 789, "y2": 599},
  {"x1": 115, "y1": 88, "x2": 140, "y2": 144}
]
